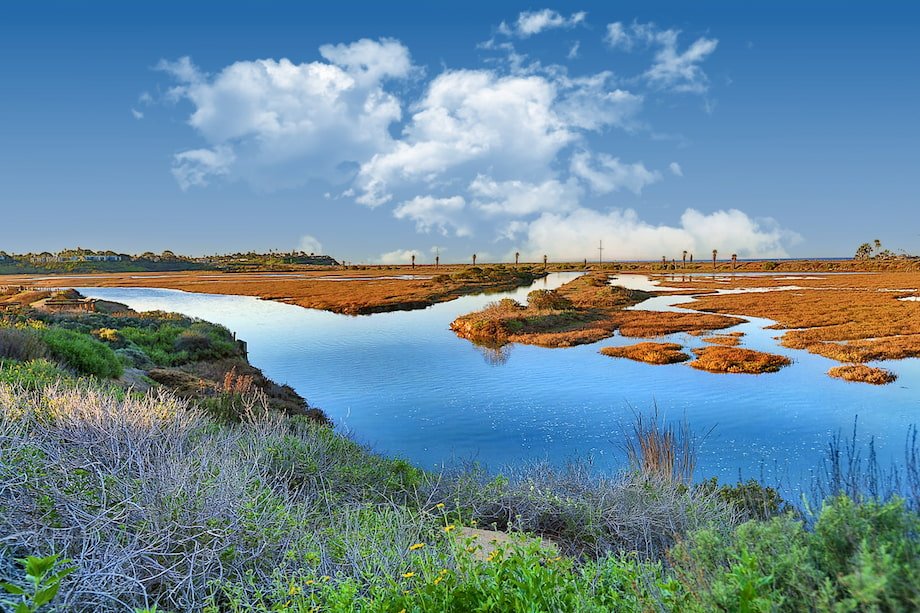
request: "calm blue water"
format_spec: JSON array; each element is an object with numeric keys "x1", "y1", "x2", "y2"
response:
[{"x1": 79, "y1": 274, "x2": 920, "y2": 492}]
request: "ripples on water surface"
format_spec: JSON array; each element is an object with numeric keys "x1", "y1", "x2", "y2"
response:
[{"x1": 80, "y1": 273, "x2": 920, "y2": 494}]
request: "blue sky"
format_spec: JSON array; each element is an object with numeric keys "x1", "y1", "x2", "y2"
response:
[{"x1": 1, "y1": 1, "x2": 917, "y2": 262}]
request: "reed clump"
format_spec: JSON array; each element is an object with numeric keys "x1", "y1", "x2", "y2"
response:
[
  {"x1": 828, "y1": 364, "x2": 898, "y2": 385},
  {"x1": 600, "y1": 342, "x2": 690, "y2": 365},
  {"x1": 689, "y1": 346, "x2": 791, "y2": 374}
]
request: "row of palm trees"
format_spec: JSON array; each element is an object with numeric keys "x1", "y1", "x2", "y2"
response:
[
  {"x1": 410, "y1": 251, "x2": 738, "y2": 269},
  {"x1": 668, "y1": 250, "x2": 739, "y2": 270}
]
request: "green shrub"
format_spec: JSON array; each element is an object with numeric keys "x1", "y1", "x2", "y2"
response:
[
  {"x1": 0, "y1": 359, "x2": 77, "y2": 389},
  {"x1": 671, "y1": 496, "x2": 920, "y2": 611},
  {"x1": 39, "y1": 329, "x2": 122, "y2": 378},
  {"x1": 114, "y1": 346, "x2": 154, "y2": 370},
  {"x1": 119, "y1": 322, "x2": 237, "y2": 366},
  {"x1": 811, "y1": 496, "x2": 920, "y2": 608},
  {"x1": 698, "y1": 478, "x2": 792, "y2": 520}
]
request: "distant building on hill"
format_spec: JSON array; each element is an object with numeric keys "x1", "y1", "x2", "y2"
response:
[{"x1": 80, "y1": 254, "x2": 122, "y2": 262}]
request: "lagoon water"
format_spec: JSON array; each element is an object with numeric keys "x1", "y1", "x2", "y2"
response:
[{"x1": 80, "y1": 273, "x2": 920, "y2": 493}]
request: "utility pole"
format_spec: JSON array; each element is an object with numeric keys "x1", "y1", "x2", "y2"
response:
[{"x1": 598, "y1": 240, "x2": 604, "y2": 264}]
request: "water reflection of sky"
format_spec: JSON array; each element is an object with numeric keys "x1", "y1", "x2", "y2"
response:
[{"x1": 79, "y1": 273, "x2": 920, "y2": 496}]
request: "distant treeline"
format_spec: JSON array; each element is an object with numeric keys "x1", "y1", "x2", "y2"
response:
[{"x1": 0, "y1": 248, "x2": 339, "y2": 274}]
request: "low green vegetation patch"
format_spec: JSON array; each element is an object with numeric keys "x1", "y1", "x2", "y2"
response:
[
  {"x1": 39, "y1": 328, "x2": 123, "y2": 378},
  {"x1": 0, "y1": 358, "x2": 77, "y2": 389},
  {"x1": 3, "y1": 297, "x2": 242, "y2": 372}
]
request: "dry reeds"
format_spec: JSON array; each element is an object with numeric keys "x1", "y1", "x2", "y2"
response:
[
  {"x1": 702, "y1": 334, "x2": 742, "y2": 346},
  {"x1": 452, "y1": 274, "x2": 741, "y2": 348},
  {"x1": 828, "y1": 364, "x2": 898, "y2": 385},
  {"x1": 614, "y1": 311, "x2": 742, "y2": 338},
  {"x1": 623, "y1": 410, "x2": 708, "y2": 484},
  {"x1": 600, "y1": 342, "x2": 690, "y2": 365},
  {"x1": 689, "y1": 346, "x2": 791, "y2": 374},
  {"x1": 683, "y1": 274, "x2": 920, "y2": 363}
]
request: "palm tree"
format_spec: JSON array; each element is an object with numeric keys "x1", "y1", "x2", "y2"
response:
[
  {"x1": 682, "y1": 250, "x2": 687, "y2": 267},
  {"x1": 411, "y1": 254, "x2": 416, "y2": 268},
  {"x1": 543, "y1": 254, "x2": 548, "y2": 267},
  {"x1": 472, "y1": 254, "x2": 477, "y2": 266},
  {"x1": 662, "y1": 256, "x2": 667, "y2": 269},
  {"x1": 435, "y1": 254, "x2": 440, "y2": 269},
  {"x1": 515, "y1": 251, "x2": 520, "y2": 266},
  {"x1": 712, "y1": 249, "x2": 718, "y2": 270},
  {"x1": 731, "y1": 253, "x2": 737, "y2": 270}
]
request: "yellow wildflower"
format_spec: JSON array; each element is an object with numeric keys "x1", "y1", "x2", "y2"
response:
[
  {"x1": 402, "y1": 572, "x2": 416, "y2": 579},
  {"x1": 443, "y1": 524, "x2": 456, "y2": 533},
  {"x1": 305, "y1": 579, "x2": 315, "y2": 585},
  {"x1": 321, "y1": 575, "x2": 331, "y2": 582},
  {"x1": 433, "y1": 576, "x2": 443, "y2": 586},
  {"x1": 435, "y1": 502, "x2": 445, "y2": 509},
  {"x1": 288, "y1": 584, "x2": 301, "y2": 595},
  {"x1": 408, "y1": 542, "x2": 426, "y2": 551},
  {"x1": 439, "y1": 569, "x2": 449, "y2": 576}
]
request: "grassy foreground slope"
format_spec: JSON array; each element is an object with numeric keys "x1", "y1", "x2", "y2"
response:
[{"x1": 1, "y1": 310, "x2": 919, "y2": 611}]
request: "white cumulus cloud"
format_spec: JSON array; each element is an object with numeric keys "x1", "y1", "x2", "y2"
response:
[
  {"x1": 355, "y1": 69, "x2": 577, "y2": 206},
  {"x1": 171, "y1": 145, "x2": 235, "y2": 190},
  {"x1": 377, "y1": 248, "x2": 422, "y2": 264},
  {"x1": 570, "y1": 151, "x2": 661, "y2": 194},
  {"x1": 470, "y1": 175, "x2": 581, "y2": 217},
  {"x1": 393, "y1": 195, "x2": 469, "y2": 236},
  {"x1": 605, "y1": 22, "x2": 718, "y2": 93},
  {"x1": 669, "y1": 162, "x2": 683, "y2": 176},
  {"x1": 298, "y1": 235, "x2": 323, "y2": 254},
  {"x1": 157, "y1": 39, "x2": 413, "y2": 190},
  {"x1": 514, "y1": 208, "x2": 798, "y2": 262},
  {"x1": 500, "y1": 9, "x2": 587, "y2": 38}
]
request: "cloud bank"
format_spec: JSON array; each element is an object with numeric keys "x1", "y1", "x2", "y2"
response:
[{"x1": 514, "y1": 208, "x2": 799, "y2": 262}]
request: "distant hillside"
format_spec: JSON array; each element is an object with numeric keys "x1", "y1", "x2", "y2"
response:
[{"x1": 0, "y1": 249, "x2": 340, "y2": 274}]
